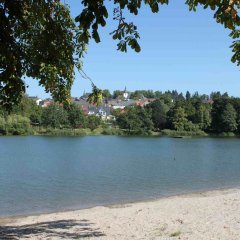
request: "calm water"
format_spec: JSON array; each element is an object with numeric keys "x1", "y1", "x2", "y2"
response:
[{"x1": 0, "y1": 136, "x2": 240, "y2": 216}]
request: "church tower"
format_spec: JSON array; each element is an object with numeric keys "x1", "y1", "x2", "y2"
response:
[{"x1": 123, "y1": 86, "x2": 129, "y2": 100}]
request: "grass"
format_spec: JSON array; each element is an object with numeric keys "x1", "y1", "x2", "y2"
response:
[
  {"x1": 101, "y1": 127, "x2": 122, "y2": 135},
  {"x1": 34, "y1": 127, "x2": 209, "y2": 137},
  {"x1": 34, "y1": 127, "x2": 91, "y2": 136},
  {"x1": 161, "y1": 129, "x2": 208, "y2": 137},
  {"x1": 210, "y1": 132, "x2": 236, "y2": 137},
  {"x1": 34, "y1": 126, "x2": 122, "y2": 136},
  {"x1": 6, "y1": 126, "x2": 238, "y2": 138}
]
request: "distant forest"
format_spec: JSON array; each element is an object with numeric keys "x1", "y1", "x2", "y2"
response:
[{"x1": 0, "y1": 90, "x2": 240, "y2": 137}]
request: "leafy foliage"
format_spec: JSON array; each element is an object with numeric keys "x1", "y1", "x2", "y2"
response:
[
  {"x1": 42, "y1": 104, "x2": 69, "y2": 129},
  {"x1": 102, "y1": 89, "x2": 112, "y2": 99},
  {"x1": 0, "y1": 114, "x2": 32, "y2": 135},
  {"x1": 87, "y1": 115, "x2": 102, "y2": 131},
  {"x1": 116, "y1": 106, "x2": 153, "y2": 134},
  {"x1": 2, "y1": 90, "x2": 240, "y2": 136},
  {"x1": 171, "y1": 107, "x2": 189, "y2": 131},
  {"x1": 147, "y1": 99, "x2": 169, "y2": 130},
  {"x1": 1, "y1": 0, "x2": 240, "y2": 110},
  {"x1": 0, "y1": 0, "x2": 82, "y2": 109},
  {"x1": 210, "y1": 96, "x2": 239, "y2": 133},
  {"x1": 220, "y1": 102, "x2": 237, "y2": 132},
  {"x1": 87, "y1": 84, "x2": 103, "y2": 106},
  {"x1": 65, "y1": 103, "x2": 87, "y2": 128}
]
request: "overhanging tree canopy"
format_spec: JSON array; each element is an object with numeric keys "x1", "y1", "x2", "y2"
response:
[{"x1": 1, "y1": 0, "x2": 239, "y2": 109}]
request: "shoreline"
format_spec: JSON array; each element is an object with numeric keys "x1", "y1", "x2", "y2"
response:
[
  {"x1": 1, "y1": 133, "x2": 240, "y2": 140},
  {"x1": 1, "y1": 187, "x2": 240, "y2": 239},
  {"x1": 1, "y1": 186, "x2": 238, "y2": 220}
]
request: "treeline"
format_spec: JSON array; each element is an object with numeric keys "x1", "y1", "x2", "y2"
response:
[
  {"x1": 0, "y1": 97, "x2": 102, "y2": 135},
  {"x1": 1, "y1": 91, "x2": 240, "y2": 136},
  {"x1": 114, "y1": 91, "x2": 240, "y2": 136},
  {"x1": 105, "y1": 89, "x2": 200, "y2": 100},
  {"x1": 104, "y1": 89, "x2": 175, "y2": 99}
]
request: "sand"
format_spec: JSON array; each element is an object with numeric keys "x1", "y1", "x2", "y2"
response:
[{"x1": 1, "y1": 188, "x2": 240, "y2": 240}]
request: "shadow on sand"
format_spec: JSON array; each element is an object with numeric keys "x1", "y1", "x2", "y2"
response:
[{"x1": 0, "y1": 219, "x2": 105, "y2": 239}]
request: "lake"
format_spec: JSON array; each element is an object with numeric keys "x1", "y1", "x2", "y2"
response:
[{"x1": 0, "y1": 136, "x2": 240, "y2": 217}]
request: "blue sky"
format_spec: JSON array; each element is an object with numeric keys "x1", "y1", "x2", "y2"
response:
[{"x1": 26, "y1": 0, "x2": 239, "y2": 98}]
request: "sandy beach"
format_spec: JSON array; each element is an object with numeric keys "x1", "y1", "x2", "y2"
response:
[{"x1": 1, "y1": 188, "x2": 240, "y2": 240}]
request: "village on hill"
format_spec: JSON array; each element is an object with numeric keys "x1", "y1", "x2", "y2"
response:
[{"x1": 28, "y1": 87, "x2": 158, "y2": 121}]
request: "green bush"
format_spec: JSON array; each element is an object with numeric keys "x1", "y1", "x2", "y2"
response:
[
  {"x1": 0, "y1": 116, "x2": 7, "y2": 135},
  {"x1": 212, "y1": 132, "x2": 236, "y2": 137},
  {"x1": 5, "y1": 115, "x2": 32, "y2": 135},
  {"x1": 184, "y1": 121, "x2": 200, "y2": 132},
  {"x1": 101, "y1": 127, "x2": 122, "y2": 135},
  {"x1": 86, "y1": 116, "x2": 102, "y2": 130}
]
